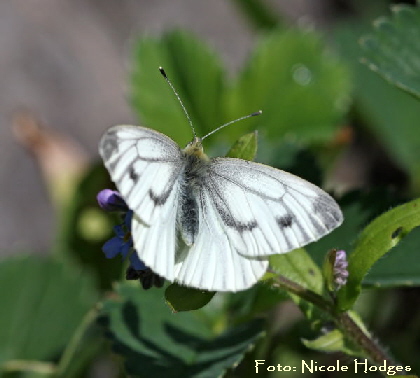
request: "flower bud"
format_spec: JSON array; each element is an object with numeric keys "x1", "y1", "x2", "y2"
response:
[{"x1": 97, "y1": 189, "x2": 128, "y2": 211}]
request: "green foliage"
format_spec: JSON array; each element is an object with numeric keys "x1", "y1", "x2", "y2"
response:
[
  {"x1": 335, "y1": 20, "x2": 420, "y2": 190},
  {"x1": 230, "y1": 0, "x2": 280, "y2": 30},
  {"x1": 269, "y1": 249, "x2": 323, "y2": 295},
  {"x1": 338, "y1": 198, "x2": 420, "y2": 310},
  {"x1": 267, "y1": 249, "x2": 325, "y2": 322},
  {"x1": 99, "y1": 284, "x2": 264, "y2": 378},
  {"x1": 130, "y1": 29, "x2": 351, "y2": 149},
  {"x1": 165, "y1": 284, "x2": 216, "y2": 313},
  {"x1": 364, "y1": 226, "x2": 420, "y2": 287},
  {"x1": 225, "y1": 131, "x2": 258, "y2": 160},
  {"x1": 0, "y1": 256, "x2": 97, "y2": 374},
  {"x1": 226, "y1": 29, "x2": 351, "y2": 144},
  {"x1": 130, "y1": 31, "x2": 226, "y2": 146},
  {"x1": 361, "y1": 5, "x2": 420, "y2": 100},
  {"x1": 302, "y1": 328, "x2": 360, "y2": 356}
]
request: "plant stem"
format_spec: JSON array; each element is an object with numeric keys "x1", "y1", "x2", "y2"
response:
[
  {"x1": 55, "y1": 303, "x2": 101, "y2": 376},
  {"x1": 0, "y1": 360, "x2": 56, "y2": 376},
  {"x1": 268, "y1": 270, "x2": 333, "y2": 311},
  {"x1": 269, "y1": 271, "x2": 400, "y2": 375},
  {"x1": 336, "y1": 311, "x2": 396, "y2": 366}
]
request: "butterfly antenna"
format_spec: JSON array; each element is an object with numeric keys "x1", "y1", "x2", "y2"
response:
[
  {"x1": 159, "y1": 67, "x2": 197, "y2": 138},
  {"x1": 201, "y1": 110, "x2": 262, "y2": 141}
]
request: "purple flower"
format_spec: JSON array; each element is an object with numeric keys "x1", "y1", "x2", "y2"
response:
[
  {"x1": 333, "y1": 250, "x2": 348, "y2": 289},
  {"x1": 102, "y1": 223, "x2": 132, "y2": 259},
  {"x1": 97, "y1": 189, "x2": 129, "y2": 212},
  {"x1": 97, "y1": 189, "x2": 164, "y2": 289},
  {"x1": 102, "y1": 210, "x2": 139, "y2": 263},
  {"x1": 98, "y1": 189, "x2": 142, "y2": 268}
]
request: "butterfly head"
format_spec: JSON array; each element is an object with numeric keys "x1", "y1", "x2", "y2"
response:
[{"x1": 183, "y1": 137, "x2": 209, "y2": 160}]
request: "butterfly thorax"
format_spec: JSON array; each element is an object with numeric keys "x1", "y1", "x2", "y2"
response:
[
  {"x1": 182, "y1": 138, "x2": 212, "y2": 187},
  {"x1": 183, "y1": 137, "x2": 210, "y2": 161}
]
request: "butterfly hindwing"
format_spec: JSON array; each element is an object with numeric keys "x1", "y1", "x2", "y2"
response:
[
  {"x1": 130, "y1": 188, "x2": 180, "y2": 281},
  {"x1": 173, "y1": 188, "x2": 269, "y2": 291}
]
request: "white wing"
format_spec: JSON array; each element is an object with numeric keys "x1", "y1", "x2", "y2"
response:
[
  {"x1": 173, "y1": 188, "x2": 269, "y2": 292},
  {"x1": 99, "y1": 125, "x2": 183, "y2": 280},
  {"x1": 99, "y1": 125, "x2": 183, "y2": 224},
  {"x1": 202, "y1": 158, "x2": 343, "y2": 257},
  {"x1": 99, "y1": 126, "x2": 343, "y2": 292},
  {"x1": 130, "y1": 189, "x2": 180, "y2": 281}
]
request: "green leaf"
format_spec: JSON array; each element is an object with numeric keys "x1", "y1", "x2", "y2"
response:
[
  {"x1": 99, "y1": 283, "x2": 264, "y2": 378},
  {"x1": 269, "y1": 249, "x2": 323, "y2": 295},
  {"x1": 361, "y1": 5, "x2": 420, "y2": 100},
  {"x1": 230, "y1": 0, "x2": 280, "y2": 31},
  {"x1": 0, "y1": 256, "x2": 97, "y2": 366},
  {"x1": 130, "y1": 29, "x2": 350, "y2": 153},
  {"x1": 130, "y1": 30, "x2": 225, "y2": 146},
  {"x1": 302, "y1": 329, "x2": 360, "y2": 356},
  {"x1": 226, "y1": 131, "x2": 258, "y2": 160},
  {"x1": 303, "y1": 310, "x2": 367, "y2": 357},
  {"x1": 225, "y1": 284, "x2": 288, "y2": 324},
  {"x1": 364, "y1": 226, "x2": 420, "y2": 287},
  {"x1": 165, "y1": 284, "x2": 216, "y2": 312},
  {"x1": 334, "y1": 23, "x2": 420, "y2": 189},
  {"x1": 226, "y1": 29, "x2": 351, "y2": 144},
  {"x1": 338, "y1": 198, "x2": 420, "y2": 310},
  {"x1": 268, "y1": 249, "x2": 325, "y2": 321}
]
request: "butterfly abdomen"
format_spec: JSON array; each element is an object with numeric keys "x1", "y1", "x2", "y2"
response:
[{"x1": 177, "y1": 152, "x2": 209, "y2": 246}]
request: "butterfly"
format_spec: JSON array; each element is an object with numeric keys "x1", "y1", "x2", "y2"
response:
[{"x1": 99, "y1": 68, "x2": 343, "y2": 292}]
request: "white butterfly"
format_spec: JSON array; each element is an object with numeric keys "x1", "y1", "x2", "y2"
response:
[{"x1": 99, "y1": 69, "x2": 343, "y2": 292}]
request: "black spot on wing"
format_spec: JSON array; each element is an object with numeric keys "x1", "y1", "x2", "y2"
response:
[
  {"x1": 129, "y1": 167, "x2": 139, "y2": 181},
  {"x1": 217, "y1": 207, "x2": 258, "y2": 233},
  {"x1": 277, "y1": 214, "x2": 293, "y2": 229},
  {"x1": 148, "y1": 188, "x2": 172, "y2": 206},
  {"x1": 143, "y1": 166, "x2": 183, "y2": 207}
]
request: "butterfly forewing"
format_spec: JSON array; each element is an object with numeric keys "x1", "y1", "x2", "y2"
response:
[
  {"x1": 99, "y1": 126, "x2": 184, "y2": 225},
  {"x1": 99, "y1": 126, "x2": 185, "y2": 281},
  {"x1": 204, "y1": 158, "x2": 343, "y2": 257}
]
